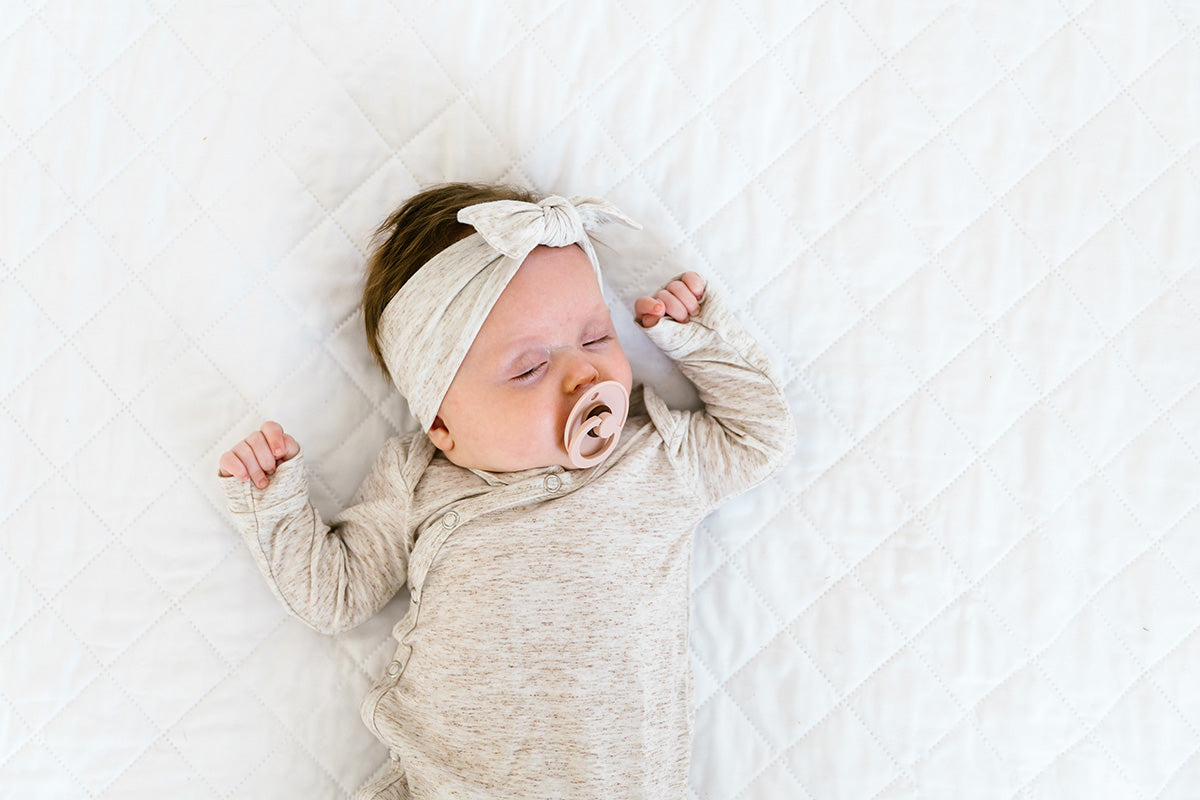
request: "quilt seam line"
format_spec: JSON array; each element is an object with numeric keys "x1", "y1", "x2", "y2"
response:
[
  {"x1": 702, "y1": 4, "x2": 961, "y2": 290},
  {"x1": 9, "y1": 1, "x2": 378, "y2": 534},
  {"x1": 482, "y1": 4, "x2": 649, "y2": 189},
  {"x1": 2, "y1": 226, "x2": 364, "y2": 800},
  {"x1": 1015, "y1": 619, "x2": 1200, "y2": 797},
  {"x1": 778, "y1": 132, "x2": 1190, "y2": 504},
  {"x1": 688, "y1": 638, "x2": 813, "y2": 800},
  {"x1": 15, "y1": 1, "x2": 287, "y2": 273},
  {"x1": 731, "y1": 128, "x2": 1196, "y2": 601},
  {"x1": 634, "y1": 4, "x2": 961, "y2": 311},
  {"x1": 1027, "y1": 125, "x2": 1200, "y2": 771},
  {"x1": 0, "y1": 556, "x2": 228, "y2": 798},
  {"x1": 731, "y1": 0, "x2": 1189, "y2": 396},
  {"x1": 824, "y1": 5, "x2": 1192, "y2": 784},
  {"x1": 771, "y1": 477, "x2": 1199, "y2": 796},
  {"x1": 724, "y1": 3, "x2": 1091, "y2": 310},
  {"x1": 8, "y1": 5, "x2": 1199, "y2": 800},
  {"x1": 764, "y1": 22, "x2": 1187, "y2": 388},
  {"x1": 11, "y1": 10, "x2": 158, "y2": 166},
  {"x1": 739, "y1": 0, "x2": 1191, "y2": 785},
  {"x1": 696, "y1": 0, "x2": 969, "y2": 245},
  {"x1": 699, "y1": 181, "x2": 1199, "y2": 799},
  {"x1": 690, "y1": 504, "x2": 827, "y2": 798},
  {"x1": 266, "y1": 0, "x2": 422, "y2": 246},
  {"x1": 753, "y1": 6, "x2": 1197, "y2": 531},
  {"x1": 716, "y1": 530, "x2": 914, "y2": 799},
  {"x1": 0, "y1": 578, "x2": 90, "y2": 794},
  {"x1": 582, "y1": 0, "x2": 914, "y2": 314},
  {"x1": 402, "y1": 0, "x2": 539, "y2": 191},
  {"x1": 768, "y1": 361, "x2": 1200, "y2": 725},
  {"x1": 0, "y1": 135, "x2": 306, "y2": 576},
  {"x1": 0, "y1": 7, "x2": 35, "y2": 53},
  {"x1": 1061, "y1": 0, "x2": 1200, "y2": 561},
  {"x1": 1154, "y1": 736, "x2": 1200, "y2": 798},
  {"x1": 899, "y1": 593, "x2": 1200, "y2": 800},
  {"x1": 1, "y1": 370, "x2": 343, "y2": 794},
  {"x1": 958, "y1": 11, "x2": 1200, "y2": 752},
  {"x1": 584, "y1": 0, "x2": 850, "y2": 303}
]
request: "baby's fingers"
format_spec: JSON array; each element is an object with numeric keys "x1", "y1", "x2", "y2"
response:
[
  {"x1": 230, "y1": 433, "x2": 275, "y2": 488},
  {"x1": 679, "y1": 271, "x2": 705, "y2": 300},
  {"x1": 218, "y1": 450, "x2": 247, "y2": 480},
  {"x1": 634, "y1": 296, "x2": 666, "y2": 328},
  {"x1": 663, "y1": 280, "x2": 701, "y2": 319},
  {"x1": 278, "y1": 433, "x2": 300, "y2": 463},
  {"x1": 655, "y1": 287, "x2": 691, "y2": 323},
  {"x1": 260, "y1": 420, "x2": 297, "y2": 462},
  {"x1": 261, "y1": 421, "x2": 285, "y2": 458}
]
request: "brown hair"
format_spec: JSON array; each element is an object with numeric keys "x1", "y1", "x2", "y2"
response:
[{"x1": 362, "y1": 182, "x2": 543, "y2": 382}]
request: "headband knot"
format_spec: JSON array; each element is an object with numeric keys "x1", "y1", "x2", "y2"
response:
[
  {"x1": 458, "y1": 195, "x2": 626, "y2": 260},
  {"x1": 378, "y1": 193, "x2": 641, "y2": 435}
]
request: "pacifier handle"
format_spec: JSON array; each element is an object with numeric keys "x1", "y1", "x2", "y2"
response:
[{"x1": 563, "y1": 381, "x2": 630, "y2": 469}]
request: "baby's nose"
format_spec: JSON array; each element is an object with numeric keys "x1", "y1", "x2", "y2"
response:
[{"x1": 562, "y1": 356, "x2": 601, "y2": 394}]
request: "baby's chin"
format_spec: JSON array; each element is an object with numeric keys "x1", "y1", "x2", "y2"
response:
[{"x1": 448, "y1": 444, "x2": 568, "y2": 474}]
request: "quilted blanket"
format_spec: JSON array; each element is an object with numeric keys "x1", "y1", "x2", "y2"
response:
[{"x1": 3, "y1": 1, "x2": 1199, "y2": 798}]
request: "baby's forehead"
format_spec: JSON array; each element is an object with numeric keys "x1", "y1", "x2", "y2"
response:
[{"x1": 489, "y1": 301, "x2": 614, "y2": 347}]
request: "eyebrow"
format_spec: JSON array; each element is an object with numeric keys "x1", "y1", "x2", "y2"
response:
[{"x1": 500, "y1": 307, "x2": 612, "y2": 367}]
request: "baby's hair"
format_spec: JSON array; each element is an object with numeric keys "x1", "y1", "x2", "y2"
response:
[{"x1": 363, "y1": 182, "x2": 543, "y2": 382}]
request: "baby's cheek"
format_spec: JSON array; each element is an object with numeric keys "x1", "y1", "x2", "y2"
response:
[
  {"x1": 607, "y1": 350, "x2": 634, "y2": 392},
  {"x1": 499, "y1": 404, "x2": 558, "y2": 456}
]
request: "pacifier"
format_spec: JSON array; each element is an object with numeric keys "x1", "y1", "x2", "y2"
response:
[{"x1": 563, "y1": 381, "x2": 630, "y2": 469}]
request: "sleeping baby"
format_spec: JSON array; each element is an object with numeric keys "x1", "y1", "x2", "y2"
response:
[{"x1": 216, "y1": 183, "x2": 796, "y2": 799}]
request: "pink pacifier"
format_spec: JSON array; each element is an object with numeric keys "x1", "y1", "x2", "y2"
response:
[{"x1": 563, "y1": 381, "x2": 630, "y2": 469}]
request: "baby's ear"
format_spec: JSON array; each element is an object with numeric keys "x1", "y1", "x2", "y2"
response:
[{"x1": 427, "y1": 416, "x2": 454, "y2": 452}]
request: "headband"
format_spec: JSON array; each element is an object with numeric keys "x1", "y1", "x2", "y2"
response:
[{"x1": 377, "y1": 194, "x2": 641, "y2": 433}]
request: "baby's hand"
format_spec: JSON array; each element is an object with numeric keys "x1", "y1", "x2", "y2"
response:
[
  {"x1": 218, "y1": 421, "x2": 300, "y2": 489},
  {"x1": 635, "y1": 271, "x2": 706, "y2": 328}
]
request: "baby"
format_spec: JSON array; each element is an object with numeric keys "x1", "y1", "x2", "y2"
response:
[{"x1": 217, "y1": 184, "x2": 795, "y2": 799}]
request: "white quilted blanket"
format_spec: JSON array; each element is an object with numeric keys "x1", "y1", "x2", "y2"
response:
[{"x1": 4, "y1": 1, "x2": 1199, "y2": 798}]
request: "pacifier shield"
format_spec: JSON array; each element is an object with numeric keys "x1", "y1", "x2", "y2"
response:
[{"x1": 563, "y1": 381, "x2": 630, "y2": 469}]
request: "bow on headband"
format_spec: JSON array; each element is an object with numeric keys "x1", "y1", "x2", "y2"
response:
[
  {"x1": 377, "y1": 194, "x2": 640, "y2": 435},
  {"x1": 459, "y1": 196, "x2": 638, "y2": 260}
]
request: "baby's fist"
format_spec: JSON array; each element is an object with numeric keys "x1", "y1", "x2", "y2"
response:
[
  {"x1": 635, "y1": 272, "x2": 706, "y2": 328},
  {"x1": 218, "y1": 421, "x2": 299, "y2": 489}
]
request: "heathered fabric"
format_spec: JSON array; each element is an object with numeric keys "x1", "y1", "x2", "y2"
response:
[{"x1": 219, "y1": 289, "x2": 796, "y2": 799}]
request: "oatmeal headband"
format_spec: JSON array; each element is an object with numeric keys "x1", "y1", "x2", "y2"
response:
[{"x1": 377, "y1": 194, "x2": 640, "y2": 433}]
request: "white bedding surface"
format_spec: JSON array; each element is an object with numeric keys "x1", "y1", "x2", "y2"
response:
[{"x1": 3, "y1": 1, "x2": 1200, "y2": 797}]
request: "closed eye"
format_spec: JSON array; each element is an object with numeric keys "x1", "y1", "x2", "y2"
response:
[
  {"x1": 584, "y1": 335, "x2": 611, "y2": 347},
  {"x1": 512, "y1": 362, "x2": 546, "y2": 383}
]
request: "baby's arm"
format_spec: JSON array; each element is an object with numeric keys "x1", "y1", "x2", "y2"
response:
[
  {"x1": 636, "y1": 272, "x2": 796, "y2": 511},
  {"x1": 218, "y1": 423, "x2": 412, "y2": 635}
]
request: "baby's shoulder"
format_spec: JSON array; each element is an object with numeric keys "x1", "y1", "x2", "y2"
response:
[{"x1": 374, "y1": 429, "x2": 437, "y2": 492}]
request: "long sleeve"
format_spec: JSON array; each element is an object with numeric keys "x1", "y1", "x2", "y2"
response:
[
  {"x1": 640, "y1": 288, "x2": 797, "y2": 512},
  {"x1": 218, "y1": 435, "x2": 414, "y2": 635}
]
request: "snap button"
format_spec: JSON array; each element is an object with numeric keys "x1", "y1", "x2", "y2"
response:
[
  {"x1": 441, "y1": 510, "x2": 459, "y2": 529},
  {"x1": 386, "y1": 661, "x2": 401, "y2": 677},
  {"x1": 544, "y1": 473, "x2": 562, "y2": 493}
]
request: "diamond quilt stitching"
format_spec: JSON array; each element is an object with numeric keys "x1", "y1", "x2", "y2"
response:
[{"x1": 4, "y1": 2, "x2": 1200, "y2": 797}]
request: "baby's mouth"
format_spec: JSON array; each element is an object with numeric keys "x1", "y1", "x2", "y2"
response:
[{"x1": 563, "y1": 381, "x2": 629, "y2": 468}]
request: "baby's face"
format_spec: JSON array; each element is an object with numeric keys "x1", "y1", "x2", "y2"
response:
[{"x1": 428, "y1": 244, "x2": 633, "y2": 473}]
